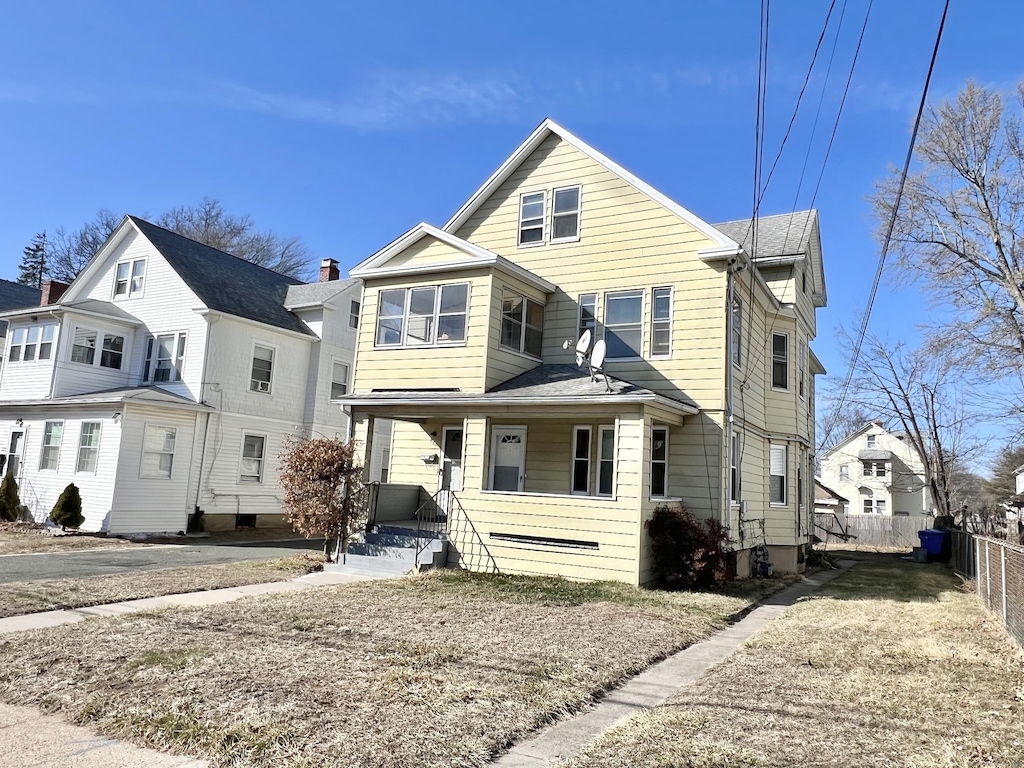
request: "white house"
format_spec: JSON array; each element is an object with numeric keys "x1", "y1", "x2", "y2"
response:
[
  {"x1": 0, "y1": 216, "x2": 376, "y2": 534},
  {"x1": 819, "y1": 420, "x2": 935, "y2": 516}
]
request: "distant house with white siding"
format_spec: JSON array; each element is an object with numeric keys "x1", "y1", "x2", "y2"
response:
[
  {"x1": 0, "y1": 216, "x2": 369, "y2": 534},
  {"x1": 337, "y1": 119, "x2": 827, "y2": 583}
]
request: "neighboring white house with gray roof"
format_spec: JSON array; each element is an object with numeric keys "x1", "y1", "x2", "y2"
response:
[{"x1": 0, "y1": 216, "x2": 366, "y2": 534}]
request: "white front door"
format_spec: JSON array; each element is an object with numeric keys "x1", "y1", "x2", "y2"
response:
[
  {"x1": 490, "y1": 427, "x2": 526, "y2": 492},
  {"x1": 439, "y1": 427, "x2": 464, "y2": 493}
]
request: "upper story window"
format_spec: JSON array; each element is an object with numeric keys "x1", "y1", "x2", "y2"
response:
[
  {"x1": 578, "y1": 294, "x2": 597, "y2": 339},
  {"x1": 250, "y1": 344, "x2": 275, "y2": 393},
  {"x1": 375, "y1": 283, "x2": 470, "y2": 348},
  {"x1": 839, "y1": 463, "x2": 850, "y2": 481},
  {"x1": 8, "y1": 324, "x2": 55, "y2": 363},
  {"x1": 551, "y1": 186, "x2": 581, "y2": 241},
  {"x1": 866, "y1": 433, "x2": 877, "y2": 448},
  {"x1": 771, "y1": 332, "x2": 789, "y2": 390},
  {"x1": 650, "y1": 287, "x2": 672, "y2": 358},
  {"x1": 519, "y1": 192, "x2": 545, "y2": 245},
  {"x1": 500, "y1": 288, "x2": 544, "y2": 358},
  {"x1": 70, "y1": 327, "x2": 125, "y2": 370},
  {"x1": 863, "y1": 461, "x2": 887, "y2": 477},
  {"x1": 731, "y1": 297, "x2": 742, "y2": 367},
  {"x1": 331, "y1": 361, "x2": 349, "y2": 399},
  {"x1": 798, "y1": 341, "x2": 806, "y2": 398},
  {"x1": 145, "y1": 332, "x2": 186, "y2": 383},
  {"x1": 349, "y1": 300, "x2": 360, "y2": 329},
  {"x1": 113, "y1": 259, "x2": 146, "y2": 299},
  {"x1": 605, "y1": 290, "x2": 643, "y2": 359}
]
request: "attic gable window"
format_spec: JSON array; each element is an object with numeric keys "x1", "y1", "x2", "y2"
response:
[
  {"x1": 519, "y1": 191, "x2": 545, "y2": 245},
  {"x1": 551, "y1": 186, "x2": 581, "y2": 241},
  {"x1": 113, "y1": 259, "x2": 146, "y2": 299}
]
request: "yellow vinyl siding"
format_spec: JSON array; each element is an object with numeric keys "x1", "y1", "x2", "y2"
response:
[{"x1": 484, "y1": 268, "x2": 549, "y2": 389}]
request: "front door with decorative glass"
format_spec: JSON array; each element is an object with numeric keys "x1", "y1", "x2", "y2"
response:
[{"x1": 489, "y1": 427, "x2": 526, "y2": 492}]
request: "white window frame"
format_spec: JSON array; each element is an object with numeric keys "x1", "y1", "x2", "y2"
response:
[
  {"x1": 349, "y1": 299, "x2": 360, "y2": 329},
  {"x1": 604, "y1": 289, "x2": 645, "y2": 361},
  {"x1": 70, "y1": 326, "x2": 125, "y2": 371},
  {"x1": 551, "y1": 185, "x2": 582, "y2": 243},
  {"x1": 331, "y1": 360, "x2": 349, "y2": 399},
  {"x1": 239, "y1": 433, "x2": 267, "y2": 483},
  {"x1": 250, "y1": 342, "x2": 276, "y2": 394},
  {"x1": 7, "y1": 324, "x2": 56, "y2": 363},
  {"x1": 141, "y1": 424, "x2": 176, "y2": 479},
  {"x1": 597, "y1": 424, "x2": 615, "y2": 497},
  {"x1": 112, "y1": 258, "x2": 146, "y2": 299},
  {"x1": 839, "y1": 464, "x2": 850, "y2": 481},
  {"x1": 145, "y1": 332, "x2": 187, "y2": 383},
  {"x1": 373, "y1": 283, "x2": 470, "y2": 349},
  {"x1": 518, "y1": 191, "x2": 546, "y2": 247},
  {"x1": 578, "y1": 293, "x2": 597, "y2": 340},
  {"x1": 571, "y1": 425, "x2": 592, "y2": 495},
  {"x1": 770, "y1": 443, "x2": 788, "y2": 506},
  {"x1": 39, "y1": 420, "x2": 64, "y2": 472},
  {"x1": 731, "y1": 296, "x2": 742, "y2": 368},
  {"x1": 730, "y1": 431, "x2": 740, "y2": 504},
  {"x1": 798, "y1": 340, "x2": 806, "y2": 399},
  {"x1": 771, "y1": 331, "x2": 790, "y2": 391},
  {"x1": 650, "y1": 286, "x2": 672, "y2": 358},
  {"x1": 76, "y1": 421, "x2": 102, "y2": 474},
  {"x1": 650, "y1": 425, "x2": 669, "y2": 499},
  {"x1": 866, "y1": 433, "x2": 877, "y2": 448},
  {"x1": 500, "y1": 287, "x2": 544, "y2": 359}
]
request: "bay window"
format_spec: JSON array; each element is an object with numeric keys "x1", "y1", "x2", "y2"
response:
[{"x1": 374, "y1": 283, "x2": 469, "y2": 347}]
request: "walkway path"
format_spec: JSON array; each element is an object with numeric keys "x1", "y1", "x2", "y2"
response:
[{"x1": 493, "y1": 561, "x2": 854, "y2": 767}]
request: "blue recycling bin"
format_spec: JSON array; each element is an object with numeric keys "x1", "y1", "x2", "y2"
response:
[{"x1": 918, "y1": 529, "x2": 948, "y2": 560}]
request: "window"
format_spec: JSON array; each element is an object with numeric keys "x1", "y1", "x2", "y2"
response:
[
  {"x1": 730, "y1": 431, "x2": 740, "y2": 503},
  {"x1": 798, "y1": 341, "x2": 806, "y2": 398},
  {"x1": 651, "y1": 426, "x2": 668, "y2": 498},
  {"x1": 71, "y1": 328, "x2": 97, "y2": 365},
  {"x1": 349, "y1": 299, "x2": 360, "y2": 329},
  {"x1": 866, "y1": 433, "x2": 877, "y2": 448},
  {"x1": 839, "y1": 464, "x2": 850, "y2": 481},
  {"x1": 113, "y1": 259, "x2": 146, "y2": 298},
  {"x1": 731, "y1": 297, "x2": 742, "y2": 367},
  {"x1": 651, "y1": 287, "x2": 672, "y2": 357},
  {"x1": 240, "y1": 434, "x2": 266, "y2": 483},
  {"x1": 76, "y1": 422, "x2": 101, "y2": 474},
  {"x1": 605, "y1": 290, "x2": 643, "y2": 359},
  {"x1": 100, "y1": 334, "x2": 124, "y2": 369},
  {"x1": 770, "y1": 443, "x2": 787, "y2": 505},
  {"x1": 862, "y1": 496, "x2": 886, "y2": 514},
  {"x1": 250, "y1": 345, "x2": 274, "y2": 393},
  {"x1": 877, "y1": 499, "x2": 887, "y2": 515},
  {"x1": 862, "y1": 461, "x2": 887, "y2": 477},
  {"x1": 374, "y1": 284, "x2": 469, "y2": 347},
  {"x1": 572, "y1": 426, "x2": 591, "y2": 494},
  {"x1": 797, "y1": 466, "x2": 804, "y2": 509},
  {"x1": 552, "y1": 185, "x2": 581, "y2": 241},
  {"x1": 500, "y1": 288, "x2": 544, "y2": 358},
  {"x1": 145, "y1": 333, "x2": 186, "y2": 382},
  {"x1": 141, "y1": 425, "x2": 176, "y2": 478},
  {"x1": 331, "y1": 361, "x2": 349, "y2": 399},
  {"x1": 73, "y1": 328, "x2": 124, "y2": 370},
  {"x1": 598, "y1": 425, "x2": 615, "y2": 496},
  {"x1": 40, "y1": 421, "x2": 63, "y2": 471},
  {"x1": 771, "y1": 332, "x2": 789, "y2": 390},
  {"x1": 519, "y1": 191, "x2": 545, "y2": 245},
  {"x1": 801, "y1": 269, "x2": 807, "y2": 293},
  {"x1": 8, "y1": 324, "x2": 55, "y2": 363},
  {"x1": 578, "y1": 293, "x2": 597, "y2": 339}
]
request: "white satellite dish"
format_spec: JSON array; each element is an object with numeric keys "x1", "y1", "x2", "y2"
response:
[
  {"x1": 575, "y1": 329, "x2": 593, "y2": 366},
  {"x1": 588, "y1": 339, "x2": 611, "y2": 392}
]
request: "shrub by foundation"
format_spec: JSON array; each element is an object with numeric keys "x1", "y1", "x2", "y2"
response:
[
  {"x1": 51, "y1": 483, "x2": 84, "y2": 531},
  {"x1": 646, "y1": 504, "x2": 733, "y2": 589}
]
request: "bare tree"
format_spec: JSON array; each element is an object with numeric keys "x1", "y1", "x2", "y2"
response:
[
  {"x1": 875, "y1": 80, "x2": 1024, "y2": 375},
  {"x1": 48, "y1": 209, "x2": 120, "y2": 284}
]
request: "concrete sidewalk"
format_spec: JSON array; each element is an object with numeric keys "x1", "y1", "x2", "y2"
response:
[{"x1": 493, "y1": 562, "x2": 855, "y2": 767}]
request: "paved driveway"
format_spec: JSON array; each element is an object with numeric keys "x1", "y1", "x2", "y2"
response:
[{"x1": 0, "y1": 539, "x2": 321, "y2": 584}]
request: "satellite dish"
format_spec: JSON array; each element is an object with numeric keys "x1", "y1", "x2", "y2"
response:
[
  {"x1": 575, "y1": 329, "x2": 593, "y2": 366},
  {"x1": 590, "y1": 339, "x2": 606, "y2": 369}
]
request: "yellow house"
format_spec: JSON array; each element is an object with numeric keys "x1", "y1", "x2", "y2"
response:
[{"x1": 338, "y1": 119, "x2": 827, "y2": 585}]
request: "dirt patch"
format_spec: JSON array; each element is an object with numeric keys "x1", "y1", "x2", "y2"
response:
[
  {"x1": 0, "y1": 522, "x2": 136, "y2": 555},
  {"x1": 0, "y1": 571, "x2": 783, "y2": 767}
]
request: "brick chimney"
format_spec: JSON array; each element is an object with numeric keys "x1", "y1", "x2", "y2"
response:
[
  {"x1": 319, "y1": 258, "x2": 340, "y2": 282},
  {"x1": 40, "y1": 280, "x2": 70, "y2": 306}
]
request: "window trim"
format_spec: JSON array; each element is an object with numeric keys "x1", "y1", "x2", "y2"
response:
[
  {"x1": 500, "y1": 286, "x2": 545, "y2": 359},
  {"x1": 550, "y1": 184, "x2": 582, "y2": 243},
  {"x1": 730, "y1": 431, "x2": 740, "y2": 505},
  {"x1": 39, "y1": 420, "x2": 64, "y2": 472},
  {"x1": 76, "y1": 421, "x2": 102, "y2": 475},
  {"x1": 650, "y1": 286, "x2": 672, "y2": 359},
  {"x1": 349, "y1": 299, "x2": 360, "y2": 329},
  {"x1": 770, "y1": 443, "x2": 787, "y2": 506},
  {"x1": 839, "y1": 463, "x2": 850, "y2": 481},
  {"x1": 604, "y1": 289, "x2": 645, "y2": 361},
  {"x1": 7, "y1": 324, "x2": 56, "y2": 364},
  {"x1": 145, "y1": 331, "x2": 187, "y2": 383},
  {"x1": 771, "y1": 331, "x2": 790, "y2": 391},
  {"x1": 239, "y1": 432, "x2": 267, "y2": 484},
  {"x1": 577, "y1": 293, "x2": 597, "y2": 341},
  {"x1": 571, "y1": 425, "x2": 592, "y2": 495},
  {"x1": 112, "y1": 258, "x2": 146, "y2": 300},
  {"x1": 140, "y1": 424, "x2": 177, "y2": 479},
  {"x1": 250, "y1": 342, "x2": 277, "y2": 394},
  {"x1": 597, "y1": 424, "x2": 615, "y2": 497},
  {"x1": 373, "y1": 283, "x2": 471, "y2": 349},
  {"x1": 866, "y1": 433, "x2": 878, "y2": 448},
  {"x1": 330, "y1": 359, "x2": 349, "y2": 400},
  {"x1": 518, "y1": 190, "x2": 546, "y2": 247},
  {"x1": 488, "y1": 425, "x2": 527, "y2": 492},
  {"x1": 650, "y1": 425, "x2": 669, "y2": 499},
  {"x1": 69, "y1": 326, "x2": 126, "y2": 371}
]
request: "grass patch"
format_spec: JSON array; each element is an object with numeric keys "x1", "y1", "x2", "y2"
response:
[
  {"x1": 0, "y1": 556, "x2": 317, "y2": 618},
  {"x1": 562, "y1": 553, "x2": 1024, "y2": 768},
  {"x1": 0, "y1": 570, "x2": 780, "y2": 767},
  {"x1": 0, "y1": 521, "x2": 135, "y2": 555}
]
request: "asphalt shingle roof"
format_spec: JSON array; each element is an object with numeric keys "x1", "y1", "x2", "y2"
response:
[
  {"x1": 713, "y1": 210, "x2": 817, "y2": 259},
  {"x1": 129, "y1": 216, "x2": 313, "y2": 336},
  {"x1": 0, "y1": 279, "x2": 41, "y2": 313},
  {"x1": 284, "y1": 278, "x2": 360, "y2": 309}
]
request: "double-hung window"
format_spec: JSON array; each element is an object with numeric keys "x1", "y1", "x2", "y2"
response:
[
  {"x1": 113, "y1": 259, "x2": 146, "y2": 298},
  {"x1": 770, "y1": 443, "x2": 787, "y2": 505},
  {"x1": 71, "y1": 328, "x2": 97, "y2": 365},
  {"x1": 651, "y1": 287, "x2": 672, "y2": 357},
  {"x1": 578, "y1": 293, "x2": 597, "y2": 340},
  {"x1": 866, "y1": 434, "x2": 877, "y2": 448},
  {"x1": 250, "y1": 345, "x2": 274, "y2": 393},
  {"x1": 40, "y1": 421, "x2": 63, "y2": 471},
  {"x1": 240, "y1": 434, "x2": 265, "y2": 483},
  {"x1": 331, "y1": 361, "x2": 349, "y2": 399},
  {"x1": 349, "y1": 300, "x2": 360, "y2": 329},
  {"x1": 771, "y1": 332, "x2": 789, "y2": 390},
  {"x1": 501, "y1": 288, "x2": 544, "y2": 358},
  {"x1": 519, "y1": 191, "x2": 545, "y2": 245},
  {"x1": 551, "y1": 186, "x2": 581, "y2": 241},
  {"x1": 376, "y1": 289, "x2": 406, "y2": 346},
  {"x1": 839, "y1": 464, "x2": 850, "y2": 481},
  {"x1": 651, "y1": 426, "x2": 668, "y2": 498},
  {"x1": 76, "y1": 422, "x2": 101, "y2": 474},
  {"x1": 572, "y1": 426, "x2": 591, "y2": 494},
  {"x1": 374, "y1": 284, "x2": 469, "y2": 347},
  {"x1": 141, "y1": 425, "x2": 176, "y2": 478},
  {"x1": 406, "y1": 287, "x2": 437, "y2": 345},
  {"x1": 145, "y1": 333, "x2": 186, "y2": 382},
  {"x1": 8, "y1": 324, "x2": 55, "y2": 362},
  {"x1": 72, "y1": 328, "x2": 125, "y2": 370},
  {"x1": 798, "y1": 341, "x2": 806, "y2": 398},
  {"x1": 730, "y1": 431, "x2": 740, "y2": 504},
  {"x1": 598, "y1": 426, "x2": 615, "y2": 496},
  {"x1": 731, "y1": 297, "x2": 742, "y2": 367},
  {"x1": 605, "y1": 290, "x2": 643, "y2": 359}
]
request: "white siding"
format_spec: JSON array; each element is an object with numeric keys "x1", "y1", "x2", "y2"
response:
[
  {"x1": 0, "y1": 320, "x2": 58, "y2": 400},
  {"x1": 50, "y1": 312, "x2": 139, "y2": 398}
]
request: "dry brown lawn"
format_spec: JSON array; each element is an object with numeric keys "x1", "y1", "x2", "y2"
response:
[
  {"x1": 0, "y1": 556, "x2": 318, "y2": 618},
  {"x1": 0, "y1": 521, "x2": 136, "y2": 555},
  {"x1": 0, "y1": 571, "x2": 784, "y2": 768},
  {"x1": 562, "y1": 553, "x2": 1024, "y2": 768}
]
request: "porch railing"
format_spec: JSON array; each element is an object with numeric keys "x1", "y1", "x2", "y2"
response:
[{"x1": 414, "y1": 489, "x2": 448, "y2": 562}]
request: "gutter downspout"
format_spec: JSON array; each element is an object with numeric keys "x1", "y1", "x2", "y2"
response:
[
  {"x1": 725, "y1": 254, "x2": 748, "y2": 547},
  {"x1": 193, "y1": 315, "x2": 217, "y2": 516}
]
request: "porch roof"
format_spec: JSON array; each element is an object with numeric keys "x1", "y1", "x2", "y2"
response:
[
  {"x1": 0, "y1": 386, "x2": 211, "y2": 411},
  {"x1": 337, "y1": 364, "x2": 699, "y2": 415},
  {"x1": 858, "y1": 449, "x2": 893, "y2": 461}
]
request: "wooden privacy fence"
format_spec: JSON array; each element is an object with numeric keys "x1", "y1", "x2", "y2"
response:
[
  {"x1": 969, "y1": 535, "x2": 1024, "y2": 650},
  {"x1": 814, "y1": 512, "x2": 934, "y2": 549}
]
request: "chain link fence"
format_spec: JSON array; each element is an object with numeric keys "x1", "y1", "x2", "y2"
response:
[{"x1": 951, "y1": 531, "x2": 1024, "y2": 649}]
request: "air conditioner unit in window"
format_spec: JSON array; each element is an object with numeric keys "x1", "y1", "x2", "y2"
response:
[{"x1": 252, "y1": 380, "x2": 270, "y2": 392}]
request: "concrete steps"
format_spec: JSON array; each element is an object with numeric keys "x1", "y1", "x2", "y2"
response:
[{"x1": 321, "y1": 521, "x2": 449, "y2": 577}]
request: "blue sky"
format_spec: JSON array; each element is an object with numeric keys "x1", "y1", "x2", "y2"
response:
[{"x1": 0, "y1": 1, "x2": 1016, "y2": 402}]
